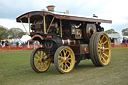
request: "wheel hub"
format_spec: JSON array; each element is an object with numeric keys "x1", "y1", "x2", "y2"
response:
[
  {"x1": 65, "y1": 57, "x2": 69, "y2": 62},
  {"x1": 61, "y1": 57, "x2": 68, "y2": 62},
  {"x1": 38, "y1": 58, "x2": 43, "y2": 63},
  {"x1": 101, "y1": 44, "x2": 104, "y2": 53}
]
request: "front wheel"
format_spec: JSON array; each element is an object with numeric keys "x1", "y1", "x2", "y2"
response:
[
  {"x1": 54, "y1": 46, "x2": 75, "y2": 73},
  {"x1": 30, "y1": 48, "x2": 51, "y2": 73}
]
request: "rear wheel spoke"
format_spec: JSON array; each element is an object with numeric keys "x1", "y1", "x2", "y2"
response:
[
  {"x1": 67, "y1": 54, "x2": 70, "y2": 58},
  {"x1": 103, "y1": 40, "x2": 108, "y2": 44},
  {"x1": 103, "y1": 53, "x2": 109, "y2": 58},
  {"x1": 63, "y1": 50, "x2": 66, "y2": 56},
  {"x1": 59, "y1": 62, "x2": 64, "y2": 67},
  {"x1": 102, "y1": 57, "x2": 106, "y2": 63},
  {"x1": 104, "y1": 47, "x2": 109, "y2": 50},
  {"x1": 65, "y1": 62, "x2": 66, "y2": 70},
  {"x1": 67, "y1": 61, "x2": 71, "y2": 65},
  {"x1": 101, "y1": 35, "x2": 104, "y2": 41},
  {"x1": 68, "y1": 58, "x2": 71, "y2": 60},
  {"x1": 66, "y1": 63, "x2": 69, "y2": 69}
]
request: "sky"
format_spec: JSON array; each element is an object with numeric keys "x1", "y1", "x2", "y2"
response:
[{"x1": 0, "y1": 0, "x2": 128, "y2": 34}]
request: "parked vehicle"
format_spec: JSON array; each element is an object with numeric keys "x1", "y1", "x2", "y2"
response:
[{"x1": 16, "y1": 5, "x2": 112, "y2": 73}]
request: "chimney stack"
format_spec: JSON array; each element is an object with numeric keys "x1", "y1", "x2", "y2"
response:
[
  {"x1": 93, "y1": 14, "x2": 98, "y2": 18},
  {"x1": 46, "y1": 5, "x2": 55, "y2": 12}
]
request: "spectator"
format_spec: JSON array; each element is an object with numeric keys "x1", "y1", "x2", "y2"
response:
[
  {"x1": 22, "y1": 42, "x2": 25, "y2": 46},
  {"x1": 122, "y1": 39, "x2": 125, "y2": 43},
  {"x1": 125, "y1": 39, "x2": 127, "y2": 47},
  {"x1": 0, "y1": 43, "x2": 2, "y2": 50},
  {"x1": 5, "y1": 42, "x2": 8, "y2": 46},
  {"x1": 2, "y1": 41, "x2": 4, "y2": 46},
  {"x1": 34, "y1": 41, "x2": 37, "y2": 49},
  {"x1": 16, "y1": 42, "x2": 19, "y2": 46}
]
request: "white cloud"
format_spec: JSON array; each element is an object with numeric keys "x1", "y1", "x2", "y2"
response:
[
  {"x1": 0, "y1": 18, "x2": 29, "y2": 32},
  {"x1": 0, "y1": 18, "x2": 21, "y2": 28},
  {"x1": 0, "y1": 0, "x2": 128, "y2": 34}
]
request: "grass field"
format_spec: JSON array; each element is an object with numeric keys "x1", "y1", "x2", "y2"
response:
[{"x1": 0, "y1": 48, "x2": 128, "y2": 85}]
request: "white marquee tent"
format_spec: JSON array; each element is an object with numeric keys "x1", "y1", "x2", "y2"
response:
[{"x1": 20, "y1": 35, "x2": 31, "y2": 42}]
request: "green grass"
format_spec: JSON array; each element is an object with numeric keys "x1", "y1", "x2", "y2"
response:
[{"x1": 0, "y1": 48, "x2": 128, "y2": 85}]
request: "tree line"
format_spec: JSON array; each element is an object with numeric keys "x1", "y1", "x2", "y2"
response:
[
  {"x1": 105, "y1": 28, "x2": 128, "y2": 36},
  {"x1": 0, "y1": 25, "x2": 26, "y2": 41},
  {"x1": 0, "y1": 25, "x2": 128, "y2": 41}
]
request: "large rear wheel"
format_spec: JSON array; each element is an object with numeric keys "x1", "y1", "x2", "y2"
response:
[
  {"x1": 89, "y1": 32, "x2": 99, "y2": 66},
  {"x1": 89, "y1": 32, "x2": 111, "y2": 66},
  {"x1": 30, "y1": 48, "x2": 51, "y2": 73},
  {"x1": 54, "y1": 46, "x2": 75, "y2": 73}
]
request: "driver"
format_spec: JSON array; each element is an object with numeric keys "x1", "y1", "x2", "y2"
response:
[
  {"x1": 96, "y1": 22, "x2": 104, "y2": 32},
  {"x1": 51, "y1": 22, "x2": 59, "y2": 34}
]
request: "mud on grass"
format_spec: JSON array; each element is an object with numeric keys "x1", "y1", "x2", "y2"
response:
[{"x1": 0, "y1": 48, "x2": 128, "y2": 85}]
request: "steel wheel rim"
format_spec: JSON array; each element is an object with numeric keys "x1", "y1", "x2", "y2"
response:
[
  {"x1": 98, "y1": 33, "x2": 111, "y2": 65},
  {"x1": 58, "y1": 48, "x2": 75, "y2": 72},
  {"x1": 34, "y1": 49, "x2": 50, "y2": 72}
]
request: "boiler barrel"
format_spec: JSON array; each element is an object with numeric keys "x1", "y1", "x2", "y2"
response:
[{"x1": 62, "y1": 38, "x2": 80, "y2": 46}]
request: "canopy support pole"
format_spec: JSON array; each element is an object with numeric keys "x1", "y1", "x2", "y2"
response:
[
  {"x1": 28, "y1": 18, "x2": 30, "y2": 35},
  {"x1": 20, "y1": 20, "x2": 29, "y2": 35},
  {"x1": 60, "y1": 19, "x2": 62, "y2": 37},
  {"x1": 47, "y1": 17, "x2": 55, "y2": 33},
  {"x1": 43, "y1": 16, "x2": 47, "y2": 34}
]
